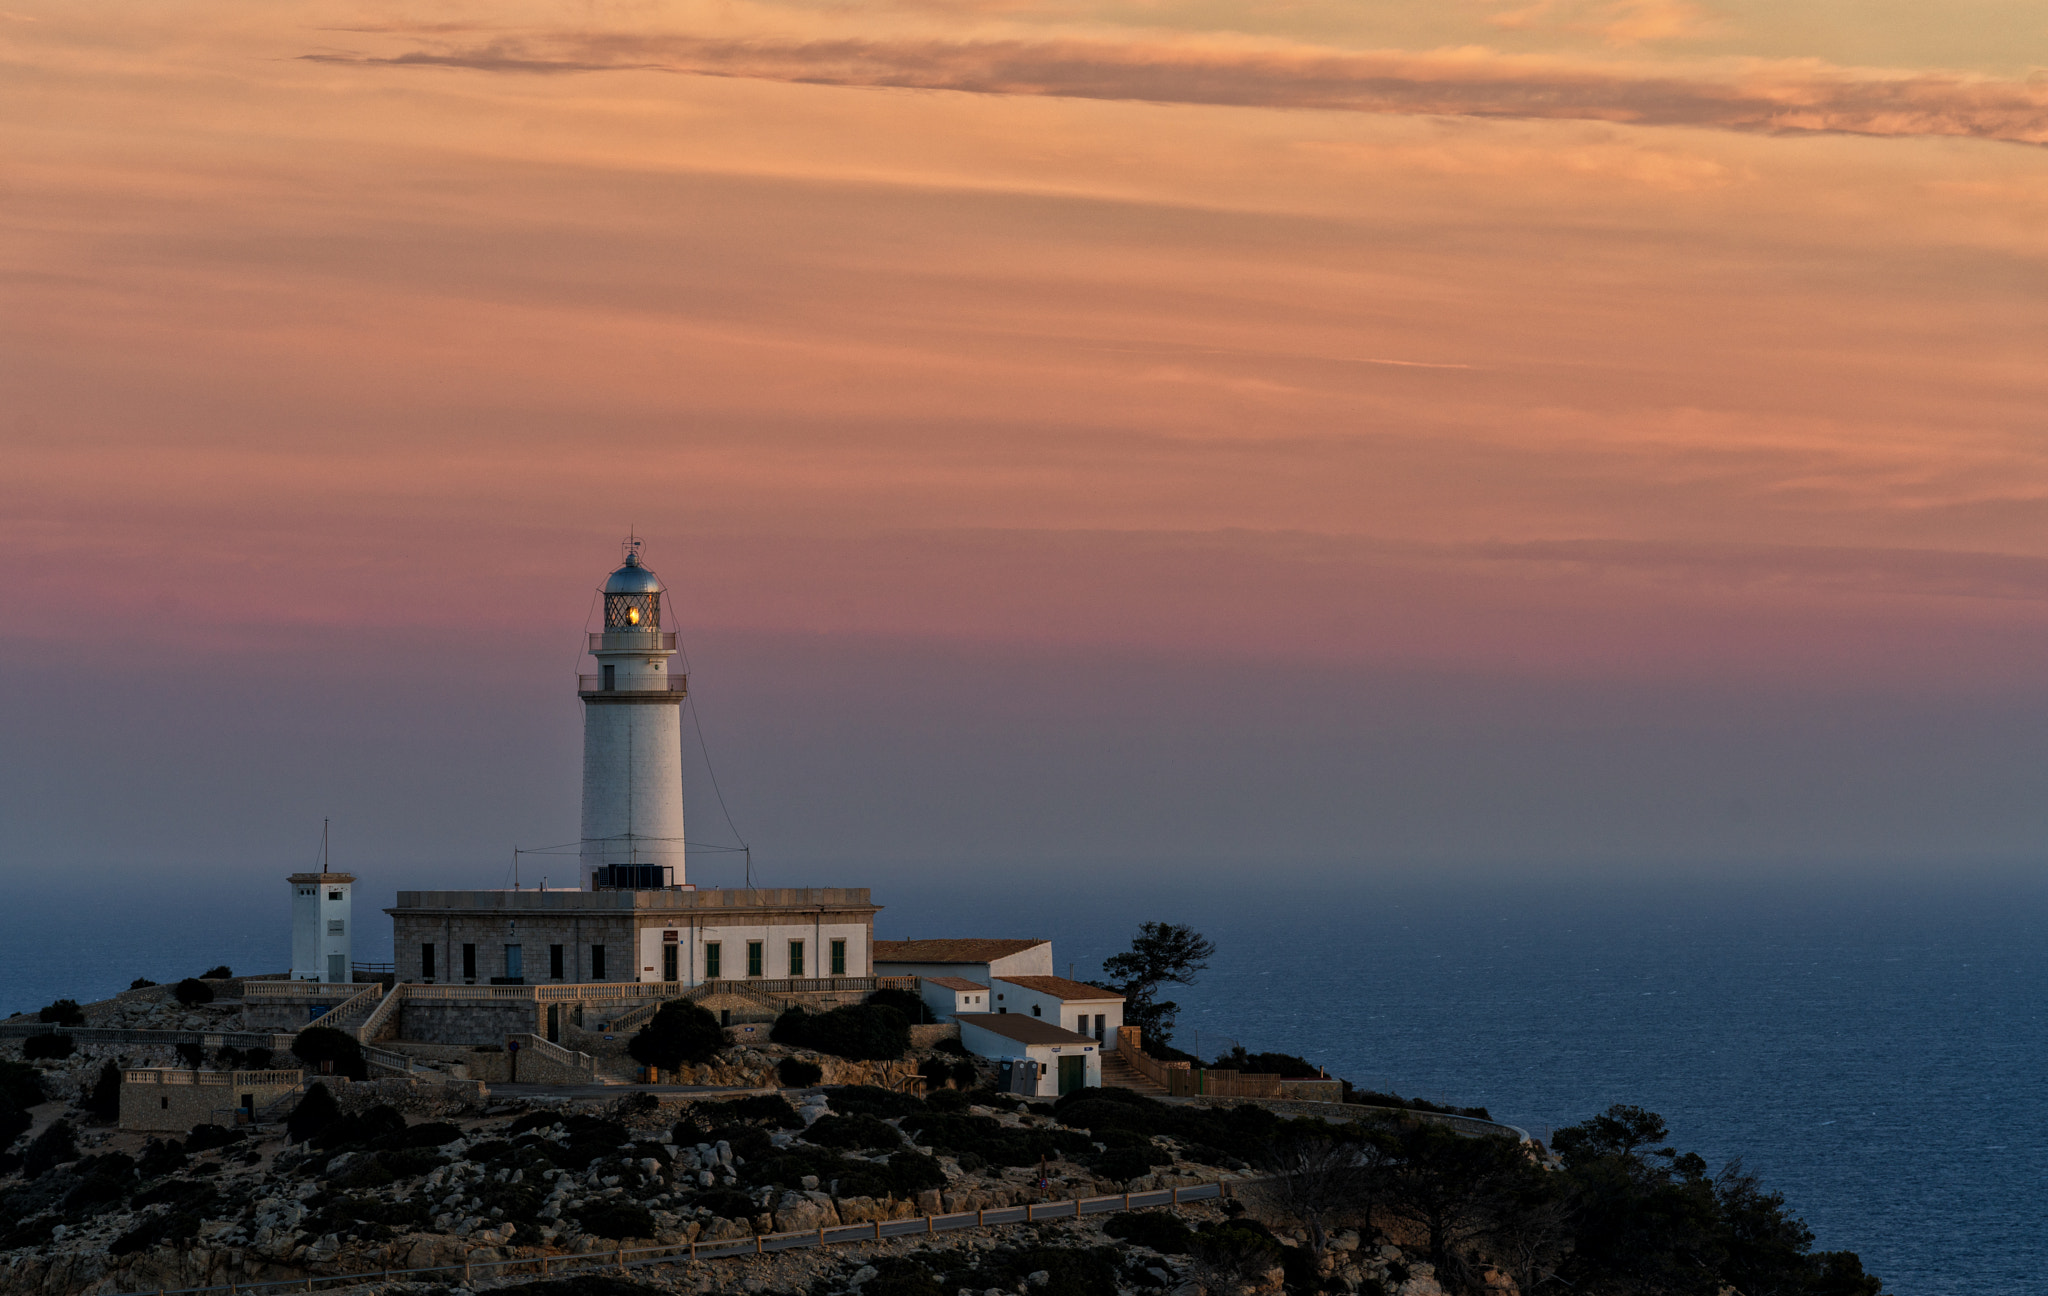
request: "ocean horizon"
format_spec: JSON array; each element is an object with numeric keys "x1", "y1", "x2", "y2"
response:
[{"x1": 3, "y1": 862, "x2": 2040, "y2": 1293}]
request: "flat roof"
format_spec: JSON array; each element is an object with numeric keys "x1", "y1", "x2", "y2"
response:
[
  {"x1": 955, "y1": 1014, "x2": 1098, "y2": 1046},
  {"x1": 996, "y1": 975, "x2": 1123, "y2": 1002},
  {"x1": 921, "y1": 976, "x2": 988, "y2": 992},
  {"x1": 874, "y1": 939, "x2": 1047, "y2": 964}
]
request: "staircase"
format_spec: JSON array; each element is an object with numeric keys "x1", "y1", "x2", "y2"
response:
[{"x1": 1100, "y1": 1051, "x2": 1169, "y2": 1096}]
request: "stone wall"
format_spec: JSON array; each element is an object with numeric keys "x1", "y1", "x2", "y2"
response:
[
  {"x1": 398, "y1": 1000, "x2": 543, "y2": 1045},
  {"x1": 908, "y1": 1024, "x2": 961, "y2": 1048},
  {"x1": 119, "y1": 1071, "x2": 305, "y2": 1132}
]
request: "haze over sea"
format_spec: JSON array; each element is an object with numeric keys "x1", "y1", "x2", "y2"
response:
[{"x1": 4, "y1": 864, "x2": 2038, "y2": 1293}]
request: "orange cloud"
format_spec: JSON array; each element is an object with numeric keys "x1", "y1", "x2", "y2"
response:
[{"x1": 301, "y1": 31, "x2": 2048, "y2": 145}]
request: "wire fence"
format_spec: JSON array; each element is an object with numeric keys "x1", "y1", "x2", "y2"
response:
[{"x1": 103, "y1": 1183, "x2": 1231, "y2": 1296}]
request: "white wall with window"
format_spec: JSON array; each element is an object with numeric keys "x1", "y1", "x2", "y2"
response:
[
  {"x1": 990, "y1": 976, "x2": 1123, "y2": 1042},
  {"x1": 633, "y1": 920, "x2": 869, "y2": 985}
]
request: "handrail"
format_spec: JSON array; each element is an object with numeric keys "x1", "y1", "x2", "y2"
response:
[
  {"x1": 122, "y1": 1068, "x2": 306, "y2": 1087},
  {"x1": 577, "y1": 674, "x2": 687, "y2": 695},
  {"x1": 353, "y1": 985, "x2": 405, "y2": 1044},
  {"x1": 304, "y1": 983, "x2": 382, "y2": 1032},
  {"x1": 244, "y1": 982, "x2": 360, "y2": 1002},
  {"x1": 589, "y1": 631, "x2": 679, "y2": 651}
]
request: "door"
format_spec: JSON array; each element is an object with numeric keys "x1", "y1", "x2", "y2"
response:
[
  {"x1": 662, "y1": 944, "x2": 679, "y2": 982},
  {"x1": 547, "y1": 1003, "x2": 560, "y2": 1043},
  {"x1": 1058, "y1": 1054, "x2": 1086, "y2": 1096},
  {"x1": 326, "y1": 954, "x2": 346, "y2": 983}
]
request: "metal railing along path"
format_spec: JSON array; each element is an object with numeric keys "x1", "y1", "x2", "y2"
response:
[{"x1": 95, "y1": 1182, "x2": 1232, "y2": 1296}]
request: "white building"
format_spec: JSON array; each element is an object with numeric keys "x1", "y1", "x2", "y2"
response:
[
  {"x1": 579, "y1": 539, "x2": 687, "y2": 889},
  {"x1": 917, "y1": 975, "x2": 991, "y2": 1021},
  {"x1": 989, "y1": 975, "x2": 1123, "y2": 1044},
  {"x1": 874, "y1": 938, "x2": 1053, "y2": 988},
  {"x1": 957, "y1": 1013, "x2": 1102, "y2": 1097},
  {"x1": 290, "y1": 870, "x2": 354, "y2": 983}
]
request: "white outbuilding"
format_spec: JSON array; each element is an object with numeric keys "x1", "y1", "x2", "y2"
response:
[
  {"x1": 290, "y1": 870, "x2": 354, "y2": 983},
  {"x1": 917, "y1": 976, "x2": 991, "y2": 1021},
  {"x1": 956, "y1": 1013, "x2": 1102, "y2": 1097},
  {"x1": 990, "y1": 974, "x2": 1123, "y2": 1044}
]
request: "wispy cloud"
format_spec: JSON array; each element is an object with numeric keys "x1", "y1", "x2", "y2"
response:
[{"x1": 301, "y1": 31, "x2": 2048, "y2": 145}]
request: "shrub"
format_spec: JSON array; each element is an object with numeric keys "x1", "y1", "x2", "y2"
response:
[
  {"x1": 575, "y1": 1199, "x2": 656, "y2": 1239},
  {"x1": 136, "y1": 1136, "x2": 187, "y2": 1177},
  {"x1": 865, "y1": 987, "x2": 931, "y2": 1023},
  {"x1": 396, "y1": 1120, "x2": 462, "y2": 1148},
  {"x1": 128, "y1": 978, "x2": 158, "y2": 990},
  {"x1": 493, "y1": 1279, "x2": 666, "y2": 1296},
  {"x1": 312, "y1": 1103, "x2": 407, "y2": 1150},
  {"x1": 1092, "y1": 1145, "x2": 1163, "y2": 1181},
  {"x1": 773, "y1": 1005, "x2": 911, "y2": 1061},
  {"x1": 175, "y1": 1042, "x2": 206, "y2": 1069},
  {"x1": 933, "y1": 1037, "x2": 969, "y2": 1056},
  {"x1": 82, "y1": 1062, "x2": 123, "y2": 1121},
  {"x1": 293, "y1": 1025, "x2": 368, "y2": 1080},
  {"x1": 286, "y1": 1081, "x2": 341, "y2": 1144},
  {"x1": 22, "y1": 1119, "x2": 77, "y2": 1176},
  {"x1": 863, "y1": 1257, "x2": 944, "y2": 1296},
  {"x1": 0, "y1": 1100, "x2": 31, "y2": 1153},
  {"x1": 926, "y1": 1088, "x2": 972, "y2": 1113},
  {"x1": 627, "y1": 1001, "x2": 727, "y2": 1071},
  {"x1": 720, "y1": 1093, "x2": 803, "y2": 1128},
  {"x1": 823, "y1": 1084, "x2": 924, "y2": 1119},
  {"x1": 172, "y1": 978, "x2": 215, "y2": 1006},
  {"x1": 110, "y1": 1210, "x2": 201, "y2": 1256},
  {"x1": 200, "y1": 966, "x2": 232, "y2": 979},
  {"x1": 777, "y1": 1057, "x2": 823, "y2": 1088},
  {"x1": 1105, "y1": 1211, "x2": 1193, "y2": 1254},
  {"x1": 23, "y1": 1033, "x2": 73, "y2": 1060},
  {"x1": 1188, "y1": 1222, "x2": 1285, "y2": 1284},
  {"x1": 803, "y1": 1113, "x2": 902, "y2": 1151},
  {"x1": 0, "y1": 1060, "x2": 45, "y2": 1109},
  {"x1": 38, "y1": 1000, "x2": 83, "y2": 1026},
  {"x1": 185, "y1": 1121, "x2": 246, "y2": 1152},
  {"x1": 690, "y1": 1188, "x2": 758, "y2": 1219}
]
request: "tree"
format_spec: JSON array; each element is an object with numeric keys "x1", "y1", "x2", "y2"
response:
[
  {"x1": 128, "y1": 978, "x2": 157, "y2": 990},
  {"x1": 1251, "y1": 1135, "x2": 1370, "y2": 1254},
  {"x1": 172, "y1": 978, "x2": 215, "y2": 1006},
  {"x1": 292, "y1": 1025, "x2": 368, "y2": 1080},
  {"x1": 1102, "y1": 922, "x2": 1214, "y2": 1047},
  {"x1": 22, "y1": 1119, "x2": 77, "y2": 1176},
  {"x1": 38, "y1": 999, "x2": 83, "y2": 1026},
  {"x1": 627, "y1": 1000, "x2": 728, "y2": 1071},
  {"x1": 286, "y1": 1081, "x2": 340, "y2": 1144},
  {"x1": 200, "y1": 965, "x2": 232, "y2": 979},
  {"x1": 82, "y1": 1062, "x2": 123, "y2": 1121},
  {"x1": 771, "y1": 1004, "x2": 910, "y2": 1061},
  {"x1": 1363, "y1": 1120, "x2": 1547, "y2": 1295}
]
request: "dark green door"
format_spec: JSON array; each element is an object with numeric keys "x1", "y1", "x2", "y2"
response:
[{"x1": 1058, "y1": 1055, "x2": 1086, "y2": 1095}]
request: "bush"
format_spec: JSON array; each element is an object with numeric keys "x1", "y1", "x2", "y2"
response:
[
  {"x1": 293, "y1": 1025, "x2": 368, "y2": 1080},
  {"x1": 23, "y1": 1033, "x2": 73, "y2": 1060},
  {"x1": 172, "y1": 978, "x2": 215, "y2": 1006},
  {"x1": 1092, "y1": 1145, "x2": 1163, "y2": 1181},
  {"x1": 1189, "y1": 1222, "x2": 1286, "y2": 1284},
  {"x1": 110, "y1": 1210, "x2": 201, "y2": 1256},
  {"x1": 312, "y1": 1103, "x2": 407, "y2": 1150},
  {"x1": 627, "y1": 1000, "x2": 727, "y2": 1071},
  {"x1": 286, "y1": 1081, "x2": 341, "y2": 1144},
  {"x1": 493, "y1": 1279, "x2": 665, "y2": 1296},
  {"x1": 863, "y1": 1257, "x2": 944, "y2": 1296},
  {"x1": 129, "y1": 978, "x2": 158, "y2": 990},
  {"x1": 575, "y1": 1199, "x2": 656, "y2": 1239},
  {"x1": 185, "y1": 1121, "x2": 246, "y2": 1152},
  {"x1": 0, "y1": 1100, "x2": 30, "y2": 1152},
  {"x1": 200, "y1": 966, "x2": 232, "y2": 979},
  {"x1": 926, "y1": 1088, "x2": 972, "y2": 1113},
  {"x1": 0, "y1": 1060, "x2": 46, "y2": 1109},
  {"x1": 38, "y1": 1000, "x2": 83, "y2": 1026},
  {"x1": 720, "y1": 1093, "x2": 803, "y2": 1128},
  {"x1": 865, "y1": 987, "x2": 931, "y2": 1023},
  {"x1": 1105, "y1": 1211, "x2": 1193, "y2": 1254},
  {"x1": 82, "y1": 1062, "x2": 123, "y2": 1121},
  {"x1": 933, "y1": 1037, "x2": 970, "y2": 1056},
  {"x1": 804, "y1": 1113, "x2": 903, "y2": 1150},
  {"x1": 175, "y1": 1042, "x2": 205, "y2": 1069},
  {"x1": 772, "y1": 1005, "x2": 911, "y2": 1061},
  {"x1": 22, "y1": 1119, "x2": 77, "y2": 1176},
  {"x1": 777, "y1": 1057, "x2": 823, "y2": 1088},
  {"x1": 823, "y1": 1084, "x2": 924, "y2": 1119}
]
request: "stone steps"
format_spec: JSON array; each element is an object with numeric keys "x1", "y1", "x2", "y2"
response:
[{"x1": 1099, "y1": 1053, "x2": 1169, "y2": 1096}]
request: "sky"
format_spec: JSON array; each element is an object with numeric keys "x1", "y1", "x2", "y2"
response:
[{"x1": 2, "y1": 0, "x2": 2047, "y2": 885}]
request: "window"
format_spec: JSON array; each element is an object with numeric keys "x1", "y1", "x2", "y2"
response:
[
  {"x1": 550, "y1": 944, "x2": 564, "y2": 980},
  {"x1": 421, "y1": 943, "x2": 436, "y2": 980},
  {"x1": 591, "y1": 944, "x2": 607, "y2": 980},
  {"x1": 462, "y1": 943, "x2": 477, "y2": 981},
  {"x1": 327, "y1": 919, "x2": 345, "y2": 934},
  {"x1": 830, "y1": 939, "x2": 846, "y2": 976},
  {"x1": 328, "y1": 890, "x2": 343, "y2": 901},
  {"x1": 746, "y1": 941, "x2": 763, "y2": 978},
  {"x1": 160, "y1": 1096, "x2": 169, "y2": 1110},
  {"x1": 1031, "y1": 1005, "x2": 1041, "y2": 1017},
  {"x1": 705, "y1": 942, "x2": 722, "y2": 979},
  {"x1": 601, "y1": 663, "x2": 616, "y2": 690},
  {"x1": 504, "y1": 944, "x2": 523, "y2": 980},
  {"x1": 788, "y1": 940, "x2": 805, "y2": 977}
]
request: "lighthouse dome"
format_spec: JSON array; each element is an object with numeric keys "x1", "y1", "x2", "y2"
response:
[{"x1": 603, "y1": 551, "x2": 663, "y2": 595}]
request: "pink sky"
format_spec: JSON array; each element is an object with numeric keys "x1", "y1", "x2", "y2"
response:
[{"x1": 3, "y1": 0, "x2": 2046, "y2": 873}]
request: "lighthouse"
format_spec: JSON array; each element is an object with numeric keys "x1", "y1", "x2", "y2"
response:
[{"x1": 579, "y1": 538, "x2": 687, "y2": 889}]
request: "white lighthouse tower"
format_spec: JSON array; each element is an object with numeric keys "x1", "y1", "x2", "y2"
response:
[
  {"x1": 290, "y1": 824, "x2": 354, "y2": 982},
  {"x1": 579, "y1": 538, "x2": 688, "y2": 889}
]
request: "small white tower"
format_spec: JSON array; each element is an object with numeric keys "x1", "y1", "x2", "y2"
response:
[
  {"x1": 290, "y1": 855, "x2": 354, "y2": 984},
  {"x1": 579, "y1": 537, "x2": 688, "y2": 889}
]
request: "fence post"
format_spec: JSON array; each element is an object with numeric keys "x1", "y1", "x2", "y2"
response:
[
  {"x1": 819, "y1": 1226, "x2": 825, "y2": 1246},
  {"x1": 617, "y1": 1246, "x2": 625, "y2": 1274},
  {"x1": 464, "y1": 1250, "x2": 472, "y2": 1285},
  {"x1": 755, "y1": 1235, "x2": 763, "y2": 1255},
  {"x1": 927, "y1": 1214, "x2": 934, "y2": 1235},
  {"x1": 874, "y1": 1222, "x2": 881, "y2": 1241}
]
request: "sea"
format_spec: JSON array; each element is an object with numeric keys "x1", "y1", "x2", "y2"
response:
[{"x1": 2, "y1": 863, "x2": 2041, "y2": 1294}]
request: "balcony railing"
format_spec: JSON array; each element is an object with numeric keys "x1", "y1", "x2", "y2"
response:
[
  {"x1": 589, "y1": 631, "x2": 679, "y2": 651},
  {"x1": 577, "y1": 674, "x2": 687, "y2": 695}
]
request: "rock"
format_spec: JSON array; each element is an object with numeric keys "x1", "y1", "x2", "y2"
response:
[
  {"x1": 916, "y1": 1188, "x2": 944, "y2": 1214},
  {"x1": 849, "y1": 1266, "x2": 879, "y2": 1288},
  {"x1": 1026, "y1": 1272, "x2": 1051, "y2": 1287},
  {"x1": 800, "y1": 1175, "x2": 820, "y2": 1191}
]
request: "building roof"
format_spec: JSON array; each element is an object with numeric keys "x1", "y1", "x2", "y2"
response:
[
  {"x1": 873, "y1": 939, "x2": 1048, "y2": 965},
  {"x1": 921, "y1": 976, "x2": 989, "y2": 993},
  {"x1": 995, "y1": 975, "x2": 1123, "y2": 1002},
  {"x1": 954, "y1": 1014, "x2": 1098, "y2": 1046}
]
